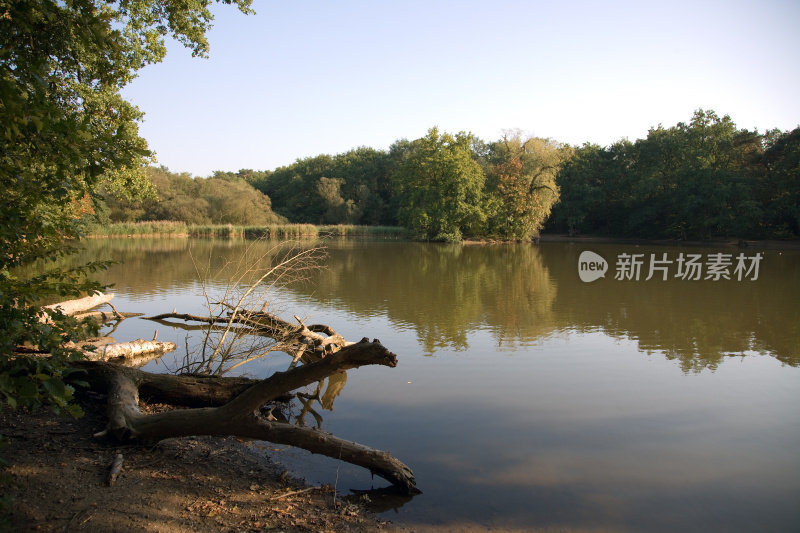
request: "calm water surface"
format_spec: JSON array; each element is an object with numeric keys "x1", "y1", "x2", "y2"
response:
[{"x1": 77, "y1": 238, "x2": 800, "y2": 532}]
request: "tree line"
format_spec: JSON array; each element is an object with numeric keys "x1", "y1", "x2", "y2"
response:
[
  {"x1": 101, "y1": 128, "x2": 570, "y2": 242},
  {"x1": 100, "y1": 110, "x2": 799, "y2": 242},
  {"x1": 548, "y1": 110, "x2": 800, "y2": 240}
]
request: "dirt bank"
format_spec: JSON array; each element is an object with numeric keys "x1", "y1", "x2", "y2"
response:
[{"x1": 1, "y1": 395, "x2": 399, "y2": 533}]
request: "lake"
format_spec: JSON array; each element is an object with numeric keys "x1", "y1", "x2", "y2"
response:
[{"x1": 74, "y1": 238, "x2": 800, "y2": 532}]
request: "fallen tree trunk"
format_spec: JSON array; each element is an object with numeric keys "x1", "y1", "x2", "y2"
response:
[
  {"x1": 40, "y1": 293, "x2": 175, "y2": 365},
  {"x1": 75, "y1": 310, "x2": 142, "y2": 323},
  {"x1": 43, "y1": 292, "x2": 419, "y2": 493},
  {"x1": 44, "y1": 292, "x2": 115, "y2": 316},
  {"x1": 77, "y1": 361, "x2": 265, "y2": 408},
  {"x1": 147, "y1": 309, "x2": 348, "y2": 360},
  {"x1": 82, "y1": 339, "x2": 177, "y2": 362},
  {"x1": 81, "y1": 338, "x2": 418, "y2": 493}
]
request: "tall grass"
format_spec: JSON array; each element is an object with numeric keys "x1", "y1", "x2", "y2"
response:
[
  {"x1": 85, "y1": 220, "x2": 188, "y2": 236},
  {"x1": 189, "y1": 224, "x2": 245, "y2": 239},
  {"x1": 87, "y1": 222, "x2": 407, "y2": 240},
  {"x1": 241, "y1": 224, "x2": 320, "y2": 239},
  {"x1": 317, "y1": 225, "x2": 407, "y2": 238}
]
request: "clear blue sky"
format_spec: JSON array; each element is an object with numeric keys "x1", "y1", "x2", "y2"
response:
[{"x1": 121, "y1": 0, "x2": 800, "y2": 177}]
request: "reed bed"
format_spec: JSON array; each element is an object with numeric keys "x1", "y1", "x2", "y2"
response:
[
  {"x1": 317, "y1": 225, "x2": 407, "y2": 238},
  {"x1": 88, "y1": 222, "x2": 407, "y2": 240},
  {"x1": 85, "y1": 220, "x2": 188, "y2": 236}
]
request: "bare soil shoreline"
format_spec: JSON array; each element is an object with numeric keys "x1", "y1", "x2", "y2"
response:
[{"x1": 1, "y1": 395, "x2": 399, "y2": 532}]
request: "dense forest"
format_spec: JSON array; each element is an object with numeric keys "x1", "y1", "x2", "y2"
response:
[
  {"x1": 98, "y1": 110, "x2": 799, "y2": 242},
  {"x1": 548, "y1": 110, "x2": 800, "y2": 240}
]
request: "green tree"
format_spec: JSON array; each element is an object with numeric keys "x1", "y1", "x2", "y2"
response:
[
  {"x1": 484, "y1": 133, "x2": 570, "y2": 240},
  {"x1": 197, "y1": 178, "x2": 283, "y2": 225},
  {"x1": 391, "y1": 128, "x2": 486, "y2": 242},
  {"x1": 328, "y1": 147, "x2": 395, "y2": 225},
  {"x1": 0, "y1": 0, "x2": 253, "y2": 413},
  {"x1": 631, "y1": 110, "x2": 764, "y2": 239},
  {"x1": 316, "y1": 177, "x2": 353, "y2": 223},
  {"x1": 546, "y1": 143, "x2": 606, "y2": 235},
  {"x1": 548, "y1": 110, "x2": 777, "y2": 240},
  {"x1": 256, "y1": 154, "x2": 335, "y2": 223},
  {"x1": 254, "y1": 147, "x2": 397, "y2": 226},
  {"x1": 761, "y1": 127, "x2": 800, "y2": 237},
  {"x1": 100, "y1": 166, "x2": 285, "y2": 225}
]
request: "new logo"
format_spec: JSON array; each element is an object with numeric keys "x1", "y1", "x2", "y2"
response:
[{"x1": 578, "y1": 251, "x2": 608, "y2": 283}]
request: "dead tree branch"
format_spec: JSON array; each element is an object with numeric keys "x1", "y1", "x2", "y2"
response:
[{"x1": 80, "y1": 339, "x2": 418, "y2": 493}]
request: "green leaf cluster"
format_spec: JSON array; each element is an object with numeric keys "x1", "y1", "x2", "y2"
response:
[
  {"x1": 0, "y1": 260, "x2": 107, "y2": 416},
  {"x1": 0, "y1": 0, "x2": 252, "y2": 414}
]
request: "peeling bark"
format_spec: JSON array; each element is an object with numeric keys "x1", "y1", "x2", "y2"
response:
[{"x1": 81, "y1": 339, "x2": 177, "y2": 362}]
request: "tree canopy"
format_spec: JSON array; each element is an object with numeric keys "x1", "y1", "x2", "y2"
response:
[
  {"x1": 548, "y1": 110, "x2": 800, "y2": 240},
  {"x1": 98, "y1": 167, "x2": 285, "y2": 225},
  {"x1": 1, "y1": 0, "x2": 253, "y2": 413},
  {"x1": 391, "y1": 128, "x2": 486, "y2": 242}
]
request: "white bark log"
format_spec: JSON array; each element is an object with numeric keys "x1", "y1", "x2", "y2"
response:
[
  {"x1": 44, "y1": 292, "x2": 115, "y2": 316},
  {"x1": 81, "y1": 339, "x2": 177, "y2": 363}
]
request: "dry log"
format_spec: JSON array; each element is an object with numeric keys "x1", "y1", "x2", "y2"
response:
[
  {"x1": 76, "y1": 361, "x2": 261, "y2": 407},
  {"x1": 146, "y1": 309, "x2": 349, "y2": 358},
  {"x1": 75, "y1": 311, "x2": 143, "y2": 323},
  {"x1": 37, "y1": 294, "x2": 173, "y2": 365},
  {"x1": 82, "y1": 339, "x2": 418, "y2": 493},
  {"x1": 44, "y1": 292, "x2": 115, "y2": 316},
  {"x1": 82, "y1": 339, "x2": 177, "y2": 361}
]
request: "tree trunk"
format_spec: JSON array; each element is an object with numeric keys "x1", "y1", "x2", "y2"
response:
[
  {"x1": 42, "y1": 293, "x2": 175, "y2": 364},
  {"x1": 46, "y1": 294, "x2": 420, "y2": 493},
  {"x1": 81, "y1": 339, "x2": 419, "y2": 493},
  {"x1": 44, "y1": 292, "x2": 115, "y2": 316},
  {"x1": 81, "y1": 339, "x2": 177, "y2": 362}
]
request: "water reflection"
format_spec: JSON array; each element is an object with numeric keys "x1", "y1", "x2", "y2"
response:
[
  {"x1": 57, "y1": 238, "x2": 800, "y2": 529},
  {"x1": 72, "y1": 238, "x2": 800, "y2": 372},
  {"x1": 306, "y1": 242, "x2": 558, "y2": 353},
  {"x1": 539, "y1": 244, "x2": 800, "y2": 371}
]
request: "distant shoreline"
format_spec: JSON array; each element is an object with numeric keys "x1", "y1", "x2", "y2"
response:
[
  {"x1": 538, "y1": 233, "x2": 800, "y2": 250},
  {"x1": 82, "y1": 222, "x2": 800, "y2": 250}
]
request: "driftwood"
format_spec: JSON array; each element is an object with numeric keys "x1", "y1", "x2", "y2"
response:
[
  {"x1": 81, "y1": 338, "x2": 177, "y2": 365},
  {"x1": 43, "y1": 292, "x2": 419, "y2": 493},
  {"x1": 40, "y1": 292, "x2": 175, "y2": 363},
  {"x1": 39, "y1": 292, "x2": 173, "y2": 365},
  {"x1": 81, "y1": 338, "x2": 418, "y2": 493},
  {"x1": 44, "y1": 292, "x2": 115, "y2": 316},
  {"x1": 76, "y1": 310, "x2": 143, "y2": 323},
  {"x1": 148, "y1": 308, "x2": 349, "y2": 362}
]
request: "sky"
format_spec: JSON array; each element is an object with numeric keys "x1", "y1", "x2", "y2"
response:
[{"x1": 121, "y1": 0, "x2": 800, "y2": 177}]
